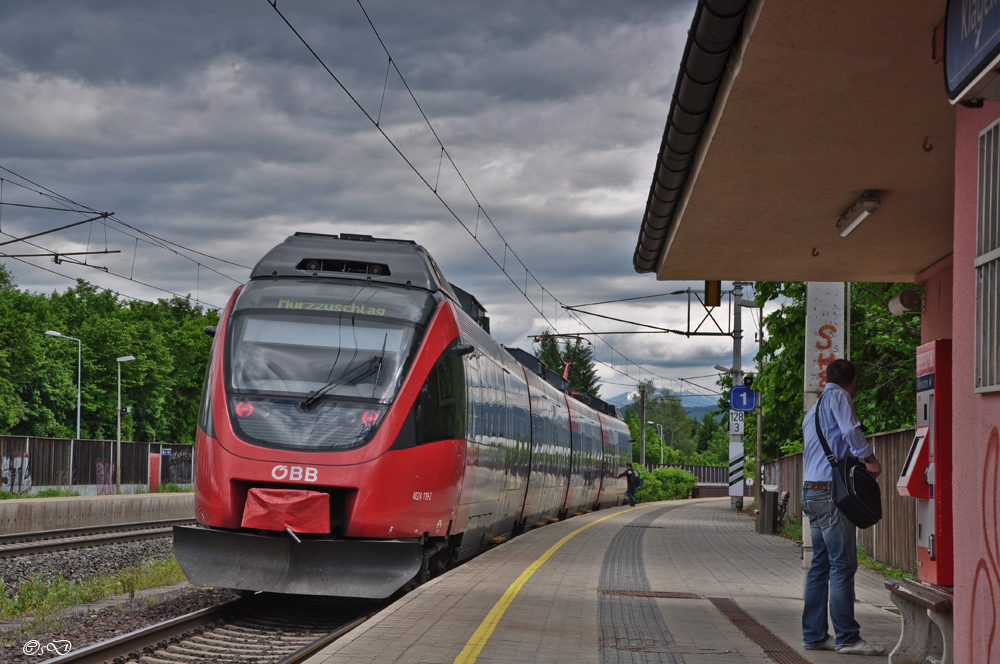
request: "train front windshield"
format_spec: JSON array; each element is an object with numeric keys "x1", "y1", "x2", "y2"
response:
[{"x1": 223, "y1": 280, "x2": 437, "y2": 451}]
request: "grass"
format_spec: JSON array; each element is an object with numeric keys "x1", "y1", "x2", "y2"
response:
[
  {"x1": 780, "y1": 514, "x2": 802, "y2": 541},
  {"x1": 0, "y1": 555, "x2": 186, "y2": 628},
  {"x1": 1, "y1": 485, "x2": 192, "y2": 499},
  {"x1": 857, "y1": 544, "x2": 917, "y2": 580},
  {"x1": 0, "y1": 488, "x2": 80, "y2": 500},
  {"x1": 778, "y1": 519, "x2": 916, "y2": 580}
]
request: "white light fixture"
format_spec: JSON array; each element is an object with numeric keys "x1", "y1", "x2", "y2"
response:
[
  {"x1": 116, "y1": 355, "x2": 136, "y2": 494},
  {"x1": 45, "y1": 330, "x2": 82, "y2": 439},
  {"x1": 647, "y1": 421, "x2": 664, "y2": 465},
  {"x1": 837, "y1": 190, "x2": 881, "y2": 237},
  {"x1": 888, "y1": 289, "x2": 921, "y2": 316}
]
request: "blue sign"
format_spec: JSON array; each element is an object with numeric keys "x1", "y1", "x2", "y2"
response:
[
  {"x1": 945, "y1": 0, "x2": 1000, "y2": 99},
  {"x1": 730, "y1": 385, "x2": 757, "y2": 412}
]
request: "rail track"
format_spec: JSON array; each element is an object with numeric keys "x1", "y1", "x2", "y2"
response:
[
  {"x1": 39, "y1": 593, "x2": 381, "y2": 664},
  {"x1": 0, "y1": 519, "x2": 196, "y2": 559}
]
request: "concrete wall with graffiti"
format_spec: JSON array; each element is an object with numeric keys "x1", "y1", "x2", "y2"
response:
[{"x1": 0, "y1": 436, "x2": 192, "y2": 496}]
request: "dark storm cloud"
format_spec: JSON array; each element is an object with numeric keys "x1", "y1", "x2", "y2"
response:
[{"x1": 0, "y1": 0, "x2": 747, "y2": 397}]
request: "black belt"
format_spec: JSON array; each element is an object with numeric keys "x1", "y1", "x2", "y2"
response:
[{"x1": 803, "y1": 481, "x2": 830, "y2": 490}]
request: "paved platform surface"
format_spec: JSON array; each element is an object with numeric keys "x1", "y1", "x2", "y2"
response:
[{"x1": 305, "y1": 497, "x2": 900, "y2": 663}]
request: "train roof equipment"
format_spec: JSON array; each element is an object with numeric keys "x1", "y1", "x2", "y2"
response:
[
  {"x1": 450, "y1": 284, "x2": 490, "y2": 333},
  {"x1": 251, "y1": 232, "x2": 459, "y2": 302}
]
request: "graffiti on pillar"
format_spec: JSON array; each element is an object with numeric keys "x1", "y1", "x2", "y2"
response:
[
  {"x1": 815, "y1": 323, "x2": 838, "y2": 388},
  {"x1": 95, "y1": 459, "x2": 115, "y2": 495},
  {"x1": 804, "y1": 283, "x2": 845, "y2": 411},
  {"x1": 1, "y1": 455, "x2": 32, "y2": 493}
]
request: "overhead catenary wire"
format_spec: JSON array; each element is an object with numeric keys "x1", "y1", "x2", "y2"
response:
[
  {"x1": 267, "y1": 0, "x2": 686, "y2": 389},
  {"x1": 0, "y1": 167, "x2": 246, "y2": 309},
  {"x1": 0, "y1": 166, "x2": 250, "y2": 279}
]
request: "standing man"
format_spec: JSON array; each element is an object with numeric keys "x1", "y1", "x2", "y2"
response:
[
  {"x1": 801, "y1": 359, "x2": 885, "y2": 655},
  {"x1": 618, "y1": 462, "x2": 640, "y2": 507}
]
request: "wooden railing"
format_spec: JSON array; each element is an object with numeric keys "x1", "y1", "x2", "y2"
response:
[{"x1": 762, "y1": 427, "x2": 918, "y2": 573}]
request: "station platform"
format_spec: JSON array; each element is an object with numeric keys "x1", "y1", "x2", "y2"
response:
[{"x1": 306, "y1": 497, "x2": 900, "y2": 663}]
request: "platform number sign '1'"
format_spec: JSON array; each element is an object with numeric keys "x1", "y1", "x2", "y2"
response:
[{"x1": 729, "y1": 385, "x2": 757, "y2": 412}]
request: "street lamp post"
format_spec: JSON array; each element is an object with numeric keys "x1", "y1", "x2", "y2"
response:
[
  {"x1": 647, "y1": 421, "x2": 664, "y2": 466},
  {"x1": 116, "y1": 355, "x2": 135, "y2": 494},
  {"x1": 45, "y1": 331, "x2": 82, "y2": 439}
]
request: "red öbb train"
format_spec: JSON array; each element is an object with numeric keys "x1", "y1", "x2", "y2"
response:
[{"x1": 173, "y1": 232, "x2": 632, "y2": 598}]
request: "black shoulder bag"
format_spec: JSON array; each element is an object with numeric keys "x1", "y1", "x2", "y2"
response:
[{"x1": 814, "y1": 396, "x2": 882, "y2": 529}]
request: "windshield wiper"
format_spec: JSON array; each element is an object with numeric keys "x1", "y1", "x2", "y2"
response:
[
  {"x1": 368, "y1": 334, "x2": 388, "y2": 399},
  {"x1": 300, "y1": 351, "x2": 385, "y2": 410}
]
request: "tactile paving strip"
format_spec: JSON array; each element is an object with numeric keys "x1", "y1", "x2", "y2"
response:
[
  {"x1": 598, "y1": 506, "x2": 683, "y2": 663},
  {"x1": 601, "y1": 590, "x2": 702, "y2": 600},
  {"x1": 708, "y1": 597, "x2": 811, "y2": 664}
]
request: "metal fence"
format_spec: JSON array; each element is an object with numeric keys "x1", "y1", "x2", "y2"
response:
[
  {"x1": 0, "y1": 436, "x2": 193, "y2": 495},
  {"x1": 762, "y1": 427, "x2": 918, "y2": 573}
]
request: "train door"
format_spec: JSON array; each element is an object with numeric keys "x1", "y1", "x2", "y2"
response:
[{"x1": 500, "y1": 366, "x2": 531, "y2": 534}]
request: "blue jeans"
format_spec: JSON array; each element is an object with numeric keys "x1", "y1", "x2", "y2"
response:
[
  {"x1": 624, "y1": 489, "x2": 636, "y2": 506},
  {"x1": 801, "y1": 487, "x2": 860, "y2": 647}
]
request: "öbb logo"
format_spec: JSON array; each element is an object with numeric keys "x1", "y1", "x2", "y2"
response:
[{"x1": 271, "y1": 465, "x2": 319, "y2": 482}]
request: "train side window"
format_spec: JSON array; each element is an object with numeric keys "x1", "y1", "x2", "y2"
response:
[
  {"x1": 197, "y1": 350, "x2": 216, "y2": 438},
  {"x1": 413, "y1": 344, "x2": 466, "y2": 445}
]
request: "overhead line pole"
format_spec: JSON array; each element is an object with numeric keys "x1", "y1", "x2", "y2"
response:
[{"x1": 0, "y1": 212, "x2": 111, "y2": 246}]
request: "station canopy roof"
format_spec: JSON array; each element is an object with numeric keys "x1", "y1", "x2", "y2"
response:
[{"x1": 634, "y1": 0, "x2": 955, "y2": 284}]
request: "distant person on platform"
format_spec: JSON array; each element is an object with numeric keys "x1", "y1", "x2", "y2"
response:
[
  {"x1": 618, "y1": 462, "x2": 640, "y2": 507},
  {"x1": 800, "y1": 359, "x2": 885, "y2": 656}
]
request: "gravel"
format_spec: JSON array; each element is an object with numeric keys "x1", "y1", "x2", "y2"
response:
[
  {"x1": 0, "y1": 538, "x2": 240, "y2": 664},
  {"x1": 1, "y1": 537, "x2": 176, "y2": 598}
]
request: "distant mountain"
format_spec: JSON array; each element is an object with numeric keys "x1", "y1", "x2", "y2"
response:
[{"x1": 603, "y1": 391, "x2": 720, "y2": 420}]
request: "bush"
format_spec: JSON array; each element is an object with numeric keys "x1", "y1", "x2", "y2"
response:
[
  {"x1": 33, "y1": 488, "x2": 79, "y2": 498},
  {"x1": 154, "y1": 483, "x2": 193, "y2": 493},
  {"x1": 635, "y1": 466, "x2": 697, "y2": 502}
]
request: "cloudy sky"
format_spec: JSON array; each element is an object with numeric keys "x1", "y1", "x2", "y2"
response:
[{"x1": 0, "y1": 0, "x2": 763, "y2": 402}]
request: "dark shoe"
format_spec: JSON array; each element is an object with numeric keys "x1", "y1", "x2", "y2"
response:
[
  {"x1": 836, "y1": 639, "x2": 885, "y2": 655},
  {"x1": 803, "y1": 635, "x2": 835, "y2": 651}
]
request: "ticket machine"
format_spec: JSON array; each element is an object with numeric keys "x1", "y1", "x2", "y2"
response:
[{"x1": 896, "y1": 339, "x2": 952, "y2": 586}]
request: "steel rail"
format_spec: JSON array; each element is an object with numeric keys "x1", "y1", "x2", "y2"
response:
[
  {"x1": 38, "y1": 597, "x2": 249, "y2": 664},
  {"x1": 0, "y1": 518, "x2": 196, "y2": 559},
  {"x1": 36, "y1": 596, "x2": 377, "y2": 664},
  {"x1": 276, "y1": 610, "x2": 381, "y2": 664}
]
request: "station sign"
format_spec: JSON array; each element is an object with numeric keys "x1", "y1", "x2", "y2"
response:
[{"x1": 729, "y1": 410, "x2": 745, "y2": 435}]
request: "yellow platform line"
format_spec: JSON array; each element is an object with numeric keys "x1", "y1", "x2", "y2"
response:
[{"x1": 454, "y1": 505, "x2": 646, "y2": 663}]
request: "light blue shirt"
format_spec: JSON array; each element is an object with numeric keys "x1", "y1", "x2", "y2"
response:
[{"x1": 802, "y1": 382, "x2": 873, "y2": 482}]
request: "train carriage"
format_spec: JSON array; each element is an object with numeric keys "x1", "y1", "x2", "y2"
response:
[{"x1": 173, "y1": 232, "x2": 632, "y2": 597}]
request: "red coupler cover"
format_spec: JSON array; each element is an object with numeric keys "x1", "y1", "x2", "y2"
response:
[{"x1": 241, "y1": 488, "x2": 331, "y2": 533}]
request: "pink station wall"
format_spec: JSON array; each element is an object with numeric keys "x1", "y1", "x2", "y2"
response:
[{"x1": 952, "y1": 102, "x2": 1000, "y2": 664}]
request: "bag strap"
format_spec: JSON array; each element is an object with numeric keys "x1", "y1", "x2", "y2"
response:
[{"x1": 813, "y1": 394, "x2": 838, "y2": 468}]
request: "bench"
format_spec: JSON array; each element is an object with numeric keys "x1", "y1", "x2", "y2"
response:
[{"x1": 884, "y1": 578, "x2": 953, "y2": 664}]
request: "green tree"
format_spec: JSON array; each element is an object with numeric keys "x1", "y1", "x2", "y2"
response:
[
  {"x1": 129, "y1": 297, "x2": 217, "y2": 444},
  {"x1": 0, "y1": 273, "x2": 217, "y2": 444},
  {"x1": 652, "y1": 390, "x2": 695, "y2": 459},
  {"x1": 751, "y1": 281, "x2": 920, "y2": 460},
  {"x1": 624, "y1": 385, "x2": 698, "y2": 465},
  {"x1": 0, "y1": 266, "x2": 59, "y2": 434},
  {"x1": 689, "y1": 412, "x2": 728, "y2": 465},
  {"x1": 535, "y1": 332, "x2": 600, "y2": 395}
]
